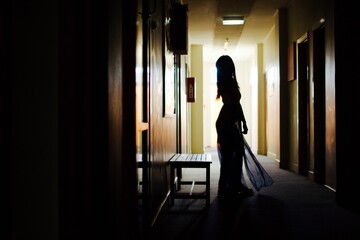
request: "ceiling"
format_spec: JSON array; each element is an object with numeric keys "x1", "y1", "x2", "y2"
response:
[{"x1": 181, "y1": 0, "x2": 291, "y2": 62}]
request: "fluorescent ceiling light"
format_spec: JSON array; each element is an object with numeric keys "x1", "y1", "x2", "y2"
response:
[{"x1": 222, "y1": 17, "x2": 244, "y2": 25}]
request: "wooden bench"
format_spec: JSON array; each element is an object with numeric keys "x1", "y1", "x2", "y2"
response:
[{"x1": 169, "y1": 153, "x2": 212, "y2": 207}]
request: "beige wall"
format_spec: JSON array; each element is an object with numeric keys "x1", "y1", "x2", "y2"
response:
[
  {"x1": 190, "y1": 44, "x2": 204, "y2": 153},
  {"x1": 236, "y1": 57, "x2": 256, "y2": 149},
  {"x1": 263, "y1": 18, "x2": 281, "y2": 162},
  {"x1": 203, "y1": 61, "x2": 219, "y2": 148},
  {"x1": 257, "y1": 43, "x2": 266, "y2": 155}
]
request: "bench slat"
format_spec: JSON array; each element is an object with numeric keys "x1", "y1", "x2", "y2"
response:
[{"x1": 170, "y1": 153, "x2": 212, "y2": 163}]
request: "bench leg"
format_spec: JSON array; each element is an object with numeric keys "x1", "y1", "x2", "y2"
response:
[
  {"x1": 176, "y1": 167, "x2": 182, "y2": 191},
  {"x1": 206, "y1": 165, "x2": 210, "y2": 207},
  {"x1": 170, "y1": 165, "x2": 175, "y2": 206}
]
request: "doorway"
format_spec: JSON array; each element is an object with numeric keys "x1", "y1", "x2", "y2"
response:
[
  {"x1": 312, "y1": 24, "x2": 326, "y2": 184},
  {"x1": 297, "y1": 33, "x2": 310, "y2": 176}
]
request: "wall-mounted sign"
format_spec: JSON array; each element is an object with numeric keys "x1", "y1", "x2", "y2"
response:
[{"x1": 186, "y1": 77, "x2": 195, "y2": 102}]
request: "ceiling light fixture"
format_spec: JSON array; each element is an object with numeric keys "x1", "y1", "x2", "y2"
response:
[
  {"x1": 222, "y1": 16, "x2": 245, "y2": 25},
  {"x1": 224, "y1": 38, "x2": 229, "y2": 51}
]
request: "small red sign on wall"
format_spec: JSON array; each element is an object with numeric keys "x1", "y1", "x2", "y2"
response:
[{"x1": 186, "y1": 77, "x2": 195, "y2": 102}]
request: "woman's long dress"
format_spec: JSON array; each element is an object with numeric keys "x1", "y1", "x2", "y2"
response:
[{"x1": 216, "y1": 102, "x2": 273, "y2": 192}]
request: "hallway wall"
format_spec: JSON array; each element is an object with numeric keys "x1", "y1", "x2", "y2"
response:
[
  {"x1": 285, "y1": 0, "x2": 335, "y2": 186},
  {"x1": 12, "y1": 1, "x2": 59, "y2": 239},
  {"x1": 11, "y1": 1, "x2": 140, "y2": 239},
  {"x1": 145, "y1": 0, "x2": 177, "y2": 227},
  {"x1": 334, "y1": 0, "x2": 360, "y2": 213}
]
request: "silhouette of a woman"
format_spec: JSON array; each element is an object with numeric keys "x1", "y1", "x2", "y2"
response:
[{"x1": 215, "y1": 55, "x2": 252, "y2": 197}]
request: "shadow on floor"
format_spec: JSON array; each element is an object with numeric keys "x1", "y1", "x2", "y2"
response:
[{"x1": 146, "y1": 148, "x2": 360, "y2": 240}]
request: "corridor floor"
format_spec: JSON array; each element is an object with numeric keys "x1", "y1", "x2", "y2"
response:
[{"x1": 145, "y1": 147, "x2": 360, "y2": 240}]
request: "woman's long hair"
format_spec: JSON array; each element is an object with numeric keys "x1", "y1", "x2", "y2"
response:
[{"x1": 216, "y1": 55, "x2": 239, "y2": 99}]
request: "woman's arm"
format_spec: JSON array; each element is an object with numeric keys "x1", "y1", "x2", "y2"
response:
[{"x1": 239, "y1": 103, "x2": 248, "y2": 134}]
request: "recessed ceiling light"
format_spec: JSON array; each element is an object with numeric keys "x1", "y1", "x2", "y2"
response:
[{"x1": 222, "y1": 16, "x2": 245, "y2": 25}]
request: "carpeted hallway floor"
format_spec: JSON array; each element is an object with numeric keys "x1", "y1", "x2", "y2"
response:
[{"x1": 146, "y1": 147, "x2": 360, "y2": 240}]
